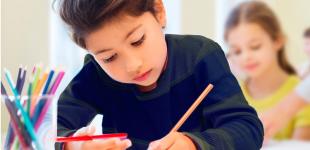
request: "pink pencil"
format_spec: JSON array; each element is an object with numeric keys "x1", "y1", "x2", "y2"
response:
[{"x1": 34, "y1": 71, "x2": 65, "y2": 131}]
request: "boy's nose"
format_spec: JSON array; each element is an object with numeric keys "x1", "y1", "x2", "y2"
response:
[{"x1": 125, "y1": 55, "x2": 143, "y2": 75}]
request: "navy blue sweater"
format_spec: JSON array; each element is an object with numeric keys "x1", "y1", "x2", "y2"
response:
[{"x1": 56, "y1": 34, "x2": 263, "y2": 150}]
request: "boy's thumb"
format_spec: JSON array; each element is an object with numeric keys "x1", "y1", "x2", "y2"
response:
[
  {"x1": 74, "y1": 125, "x2": 96, "y2": 136},
  {"x1": 74, "y1": 127, "x2": 88, "y2": 136}
]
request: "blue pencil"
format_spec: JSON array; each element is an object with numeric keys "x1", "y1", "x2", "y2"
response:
[
  {"x1": 31, "y1": 98, "x2": 47, "y2": 124},
  {"x1": 42, "y1": 70, "x2": 54, "y2": 95},
  {"x1": 15, "y1": 66, "x2": 22, "y2": 90},
  {"x1": 18, "y1": 67, "x2": 27, "y2": 94}
]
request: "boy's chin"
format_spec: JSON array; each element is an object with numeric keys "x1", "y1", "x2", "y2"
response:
[
  {"x1": 136, "y1": 81, "x2": 158, "y2": 92},
  {"x1": 136, "y1": 79, "x2": 157, "y2": 87}
]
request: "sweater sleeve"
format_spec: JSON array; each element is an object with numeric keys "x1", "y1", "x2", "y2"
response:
[
  {"x1": 55, "y1": 78, "x2": 99, "y2": 150},
  {"x1": 184, "y1": 41, "x2": 264, "y2": 150}
]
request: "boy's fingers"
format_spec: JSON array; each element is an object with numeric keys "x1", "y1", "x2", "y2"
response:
[
  {"x1": 74, "y1": 125, "x2": 96, "y2": 137},
  {"x1": 82, "y1": 138, "x2": 117, "y2": 149},
  {"x1": 162, "y1": 132, "x2": 178, "y2": 148},
  {"x1": 103, "y1": 138, "x2": 131, "y2": 149},
  {"x1": 82, "y1": 138, "x2": 132, "y2": 150},
  {"x1": 71, "y1": 126, "x2": 130, "y2": 150},
  {"x1": 167, "y1": 140, "x2": 182, "y2": 150},
  {"x1": 86, "y1": 125, "x2": 96, "y2": 135},
  {"x1": 148, "y1": 132, "x2": 177, "y2": 150},
  {"x1": 74, "y1": 127, "x2": 88, "y2": 136},
  {"x1": 124, "y1": 139, "x2": 132, "y2": 148},
  {"x1": 110, "y1": 139, "x2": 132, "y2": 150},
  {"x1": 148, "y1": 141, "x2": 161, "y2": 150}
]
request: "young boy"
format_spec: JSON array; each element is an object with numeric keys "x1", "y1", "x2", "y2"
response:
[{"x1": 56, "y1": 0, "x2": 263, "y2": 149}]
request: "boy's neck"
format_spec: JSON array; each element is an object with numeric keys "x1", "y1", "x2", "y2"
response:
[{"x1": 138, "y1": 82, "x2": 158, "y2": 92}]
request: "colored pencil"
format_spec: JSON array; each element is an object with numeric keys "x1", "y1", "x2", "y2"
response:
[
  {"x1": 4, "y1": 69, "x2": 42, "y2": 150},
  {"x1": 170, "y1": 84, "x2": 213, "y2": 132},
  {"x1": 56, "y1": 133, "x2": 128, "y2": 142},
  {"x1": 35, "y1": 71, "x2": 65, "y2": 130}
]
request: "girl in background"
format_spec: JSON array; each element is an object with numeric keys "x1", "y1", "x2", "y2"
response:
[
  {"x1": 259, "y1": 27, "x2": 310, "y2": 141},
  {"x1": 299, "y1": 28, "x2": 310, "y2": 78},
  {"x1": 225, "y1": 1, "x2": 310, "y2": 142}
]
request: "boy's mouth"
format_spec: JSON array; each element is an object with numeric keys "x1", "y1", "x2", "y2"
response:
[{"x1": 133, "y1": 69, "x2": 152, "y2": 82}]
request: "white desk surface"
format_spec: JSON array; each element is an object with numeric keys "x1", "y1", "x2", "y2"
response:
[{"x1": 261, "y1": 140, "x2": 310, "y2": 150}]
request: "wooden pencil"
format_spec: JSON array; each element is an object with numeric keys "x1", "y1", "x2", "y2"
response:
[{"x1": 170, "y1": 84, "x2": 213, "y2": 133}]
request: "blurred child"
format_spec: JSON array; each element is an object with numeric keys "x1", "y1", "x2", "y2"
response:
[
  {"x1": 225, "y1": 1, "x2": 310, "y2": 141},
  {"x1": 260, "y1": 76, "x2": 310, "y2": 141},
  {"x1": 55, "y1": 0, "x2": 263, "y2": 150},
  {"x1": 260, "y1": 27, "x2": 310, "y2": 141},
  {"x1": 299, "y1": 27, "x2": 310, "y2": 78}
]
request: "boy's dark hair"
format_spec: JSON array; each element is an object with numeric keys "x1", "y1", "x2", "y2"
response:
[
  {"x1": 304, "y1": 27, "x2": 310, "y2": 38},
  {"x1": 58, "y1": 0, "x2": 156, "y2": 49},
  {"x1": 224, "y1": 1, "x2": 296, "y2": 75}
]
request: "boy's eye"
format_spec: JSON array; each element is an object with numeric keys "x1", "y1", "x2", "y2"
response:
[
  {"x1": 131, "y1": 35, "x2": 145, "y2": 47},
  {"x1": 103, "y1": 53, "x2": 117, "y2": 63}
]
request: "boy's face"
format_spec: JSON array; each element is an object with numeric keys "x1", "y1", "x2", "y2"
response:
[
  {"x1": 304, "y1": 37, "x2": 310, "y2": 57},
  {"x1": 85, "y1": 12, "x2": 167, "y2": 87}
]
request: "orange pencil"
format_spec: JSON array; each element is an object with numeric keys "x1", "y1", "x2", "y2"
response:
[
  {"x1": 170, "y1": 84, "x2": 213, "y2": 133},
  {"x1": 30, "y1": 69, "x2": 49, "y2": 115}
]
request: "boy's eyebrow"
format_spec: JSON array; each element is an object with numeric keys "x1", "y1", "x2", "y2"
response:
[
  {"x1": 94, "y1": 48, "x2": 112, "y2": 55},
  {"x1": 125, "y1": 24, "x2": 142, "y2": 40},
  {"x1": 94, "y1": 24, "x2": 142, "y2": 55}
]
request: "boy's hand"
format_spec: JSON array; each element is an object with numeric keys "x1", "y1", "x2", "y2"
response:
[
  {"x1": 64, "y1": 125, "x2": 132, "y2": 150},
  {"x1": 147, "y1": 132, "x2": 196, "y2": 150}
]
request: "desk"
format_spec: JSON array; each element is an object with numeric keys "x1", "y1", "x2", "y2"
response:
[{"x1": 262, "y1": 140, "x2": 310, "y2": 150}]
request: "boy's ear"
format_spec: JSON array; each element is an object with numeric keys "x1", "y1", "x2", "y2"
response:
[{"x1": 154, "y1": 0, "x2": 166, "y2": 28}]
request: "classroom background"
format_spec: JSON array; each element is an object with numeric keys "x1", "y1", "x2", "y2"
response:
[{"x1": 1, "y1": 0, "x2": 310, "y2": 149}]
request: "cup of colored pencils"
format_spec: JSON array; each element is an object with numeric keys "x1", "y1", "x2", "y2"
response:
[{"x1": 1, "y1": 65, "x2": 65, "y2": 150}]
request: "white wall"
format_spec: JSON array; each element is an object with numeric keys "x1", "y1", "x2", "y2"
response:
[
  {"x1": 1, "y1": 0, "x2": 50, "y2": 136},
  {"x1": 1, "y1": 0, "x2": 49, "y2": 72},
  {"x1": 163, "y1": 0, "x2": 182, "y2": 34},
  {"x1": 261, "y1": 0, "x2": 310, "y2": 66},
  {"x1": 181, "y1": 0, "x2": 216, "y2": 39}
]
